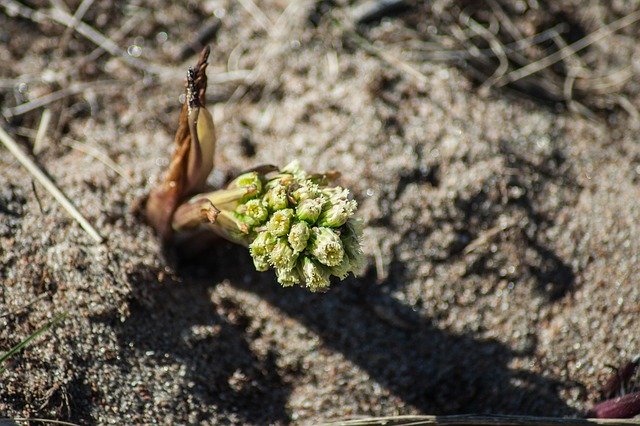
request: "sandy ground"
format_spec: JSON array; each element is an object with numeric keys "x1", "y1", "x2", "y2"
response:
[{"x1": 1, "y1": 0, "x2": 640, "y2": 424}]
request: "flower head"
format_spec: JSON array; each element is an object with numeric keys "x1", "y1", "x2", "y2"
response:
[
  {"x1": 145, "y1": 48, "x2": 363, "y2": 292},
  {"x1": 176, "y1": 161, "x2": 365, "y2": 292}
]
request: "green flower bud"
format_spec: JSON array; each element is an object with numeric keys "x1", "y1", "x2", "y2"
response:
[
  {"x1": 253, "y1": 256, "x2": 270, "y2": 272},
  {"x1": 308, "y1": 227, "x2": 344, "y2": 267},
  {"x1": 295, "y1": 197, "x2": 324, "y2": 223},
  {"x1": 270, "y1": 238, "x2": 298, "y2": 271},
  {"x1": 317, "y1": 198, "x2": 357, "y2": 228},
  {"x1": 249, "y1": 231, "x2": 276, "y2": 271},
  {"x1": 288, "y1": 221, "x2": 310, "y2": 252},
  {"x1": 299, "y1": 256, "x2": 330, "y2": 292},
  {"x1": 292, "y1": 180, "x2": 321, "y2": 202},
  {"x1": 227, "y1": 172, "x2": 262, "y2": 202},
  {"x1": 322, "y1": 186, "x2": 350, "y2": 202},
  {"x1": 276, "y1": 267, "x2": 301, "y2": 287},
  {"x1": 240, "y1": 199, "x2": 268, "y2": 226},
  {"x1": 281, "y1": 160, "x2": 307, "y2": 180},
  {"x1": 267, "y1": 208, "x2": 294, "y2": 237},
  {"x1": 264, "y1": 183, "x2": 289, "y2": 211}
]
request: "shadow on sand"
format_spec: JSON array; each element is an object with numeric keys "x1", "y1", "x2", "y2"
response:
[{"x1": 98, "y1": 238, "x2": 579, "y2": 423}]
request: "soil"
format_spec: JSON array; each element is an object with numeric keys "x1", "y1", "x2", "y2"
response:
[{"x1": 1, "y1": 0, "x2": 640, "y2": 424}]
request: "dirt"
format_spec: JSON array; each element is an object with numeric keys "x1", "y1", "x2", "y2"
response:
[{"x1": 1, "y1": 0, "x2": 640, "y2": 424}]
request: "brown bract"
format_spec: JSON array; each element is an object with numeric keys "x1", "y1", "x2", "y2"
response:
[{"x1": 144, "y1": 46, "x2": 214, "y2": 240}]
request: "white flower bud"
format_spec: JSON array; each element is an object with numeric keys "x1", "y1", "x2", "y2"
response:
[
  {"x1": 267, "y1": 208, "x2": 294, "y2": 237},
  {"x1": 264, "y1": 183, "x2": 289, "y2": 211},
  {"x1": 299, "y1": 256, "x2": 330, "y2": 292},
  {"x1": 228, "y1": 171, "x2": 262, "y2": 191},
  {"x1": 249, "y1": 231, "x2": 276, "y2": 270},
  {"x1": 281, "y1": 160, "x2": 307, "y2": 180},
  {"x1": 270, "y1": 238, "x2": 298, "y2": 271},
  {"x1": 288, "y1": 221, "x2": 310, "y2": 252},
  {"x1": 317, "y1": 198, "x2": 357, "y2": 228},
  {"x1": 253, "y1": 257, "x2": 270, "y2": 272},
  {"x1": 295, "y1": 197, "x2": 325, "y2": 223},
  {"x1": 292, "y1": 180, "x2": 321, "y2": 202},
  {"x1": 329, "y1": 255, "x2": 353, "y2": 280},
  {"x1": 242, "y1": 199, "x2": 268, "y2": 226},
  {"x1": 308, "y1": 227, "x2": 344, "y2": 267},
  {"x1": 276, "y1": 267, "x2": 301, "y2": 287}
]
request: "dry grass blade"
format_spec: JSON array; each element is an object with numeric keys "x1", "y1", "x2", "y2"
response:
[
  {"x1": 0, "y1": 0, "x2": 167, "y2": 75},
  {"x1": 61, "y1": 137, "x2": 132, "y2": 185},
  {"x1": 617, "y1": 95, "x2": 640, "y2": 128},
  {"x1": 411, "y1": 24, "x2": 566, "y2": 61},
  {"x1": 2, "y1": 80, "x2": 120, "y2": 118},
  {"x1": 46, "y1": 6, "x2": 164, "y2": 74},
  {"x1": 238, "y1": 0, "x2": 272, "y2": 31},
  {"x1": 33, "y1": 108, "x2": 52, "y2": 154},
  {"x1": 497, "y1": 9, "x2": 640, "y2": 87},
  {"x1": 55, "y1": 0, "x2": 95, "y2": 55},
  {"x1": 463, "y1": 15, "x2": 509, "y2": 93},
  {"x1": 340, "y1": 20, "x2": 427, "y2": 85},
  {"x1": 2, "y1": 418, "x2": 80, "y2": 426},
  {"x1": 322, "y1": 414, "x2": 640, "y2": 425},
  {"x1": 0, "y1": 123, "x2": 104, "y2": 243}
]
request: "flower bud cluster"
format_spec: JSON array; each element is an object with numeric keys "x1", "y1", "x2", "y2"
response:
[{"x1": 216, "y1": 161, "x2": 365, "y2": 292}]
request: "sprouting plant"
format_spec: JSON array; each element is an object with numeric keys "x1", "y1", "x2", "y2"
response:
[
  {"x1": 144, "y1": 47, "x2": 364, "y2": 292},
  {"x1": 0, "y1": 313, "x2": 66, "y2": 374}
]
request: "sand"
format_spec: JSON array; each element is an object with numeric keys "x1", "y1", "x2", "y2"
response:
[{"x1": 1, "y1": 0, "x2": 639, "y2": 424}]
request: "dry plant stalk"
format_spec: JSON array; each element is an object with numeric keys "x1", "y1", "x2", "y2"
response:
[
  {"x1": 145, "y1": 47, "x2": 216, "y2": 239},
  {"x1": 144, "y1": 47, "x2": 364, "y2": 292}
]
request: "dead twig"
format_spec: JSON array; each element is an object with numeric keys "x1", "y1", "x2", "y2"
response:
[{"x1": 0, "y1": 123, "x2": 103, "y2": 243}]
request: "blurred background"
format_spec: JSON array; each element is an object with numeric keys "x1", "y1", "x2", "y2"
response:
[{"x1": 1, "y1": 0, "x2": 639, "y2": 424}]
